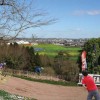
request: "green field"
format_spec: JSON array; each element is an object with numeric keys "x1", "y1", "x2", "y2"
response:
[{"x1": 33, "y1": 44, "x2": 82, "y2": 60}]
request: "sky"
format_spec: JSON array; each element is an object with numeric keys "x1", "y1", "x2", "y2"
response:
[{"x1": 24, "y1": 0, "x2": 100, "y2": 39}]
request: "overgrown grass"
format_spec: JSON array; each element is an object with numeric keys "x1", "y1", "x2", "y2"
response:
[
  {"x1": 13, "y1": 75, "x2": 77, "y2": 86},
  {"x1": 0, "y1": 90, "x2": 37, "y2": 100}
]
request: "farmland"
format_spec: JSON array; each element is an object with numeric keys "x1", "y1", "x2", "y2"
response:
[{"x1": 33, "y1": 44, "x2": 82, "y2": 60}]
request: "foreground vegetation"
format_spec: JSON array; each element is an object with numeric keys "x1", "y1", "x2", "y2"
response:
[
  {"x1": 0, "y1": 43, "x2": 81, "y2": 82},
  {"x1": 0, "y1": 90, "x2": 37, "y2": 100}
]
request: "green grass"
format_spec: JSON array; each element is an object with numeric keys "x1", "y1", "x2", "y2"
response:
[
  {"x1": 13, "y1": 75, "x2": 77, "y2": 86},
  {"x1": 0, "y1": 90, "x2": 37, "y2": 100},
  {"x1": 33, "y1": 44, "x2": 82, "y2": 59}
]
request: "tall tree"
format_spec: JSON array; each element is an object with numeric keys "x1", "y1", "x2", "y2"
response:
[
  {"x1": 35, "y1": 52, "x2": 41, "y2": 66},
  {"x1": 24, "y1": 46, "x2": 35, "y2": 71},
  {"x1": 79, "y1": 38, "x2": 100, "y2": 73}
]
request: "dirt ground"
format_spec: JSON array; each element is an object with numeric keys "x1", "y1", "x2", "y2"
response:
[{"x1": 0, "y1": 76, "x2": 95, "y2": 100}]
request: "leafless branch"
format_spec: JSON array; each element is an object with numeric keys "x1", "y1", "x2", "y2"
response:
[{"x1": 0, "y1": 0, "x2": 57, "y2": 40}]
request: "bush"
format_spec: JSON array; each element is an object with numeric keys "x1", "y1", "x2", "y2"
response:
[{"x1": 42, "y1": 67, "x2": 55, "y2": 75}]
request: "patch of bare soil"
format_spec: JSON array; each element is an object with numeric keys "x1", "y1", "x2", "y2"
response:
[{"x1": 0, "y1": 76, "x2": 91, "y2": 100}]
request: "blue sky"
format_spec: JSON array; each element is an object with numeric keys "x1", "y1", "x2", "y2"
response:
[{"x1": 24, "y1": 0, "x2": 100, "y2": 38}]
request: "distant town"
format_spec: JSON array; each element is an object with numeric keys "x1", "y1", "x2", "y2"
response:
[{"x1": 8, "y1": 38, "x2": 89, "y2": 47}]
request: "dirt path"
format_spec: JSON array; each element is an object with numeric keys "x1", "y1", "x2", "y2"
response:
[{"x1": 0, "y1": 76, "x2": 88, "y2": 100}]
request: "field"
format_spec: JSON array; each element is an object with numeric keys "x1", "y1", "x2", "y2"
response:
[{"x1": 33, "y1": 44, "x2": 82, "y2": 60}]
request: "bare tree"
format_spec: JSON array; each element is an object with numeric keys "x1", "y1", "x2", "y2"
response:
[{"x1": 0, "y1": 0, "x2": 56, "y2": 40}]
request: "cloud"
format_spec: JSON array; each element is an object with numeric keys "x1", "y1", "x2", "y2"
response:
[{"x1": 73, "y1": 10, "x2": 100, "y2": 16}]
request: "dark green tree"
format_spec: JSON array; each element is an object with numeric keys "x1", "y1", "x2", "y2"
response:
[
  {"x1": 34, "y1": 52, "x2": 41, "y2": 66},
  {"x1": 78, "y1": 38, "x2": 100, "y2": 73},
  {"x1": 24, "y1": 46, "x2": 35, "y2": 71}
]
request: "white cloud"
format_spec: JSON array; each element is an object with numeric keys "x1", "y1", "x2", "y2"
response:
[{"x1": 73, "y1": 10, "x2": 100, "y2": 16}]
